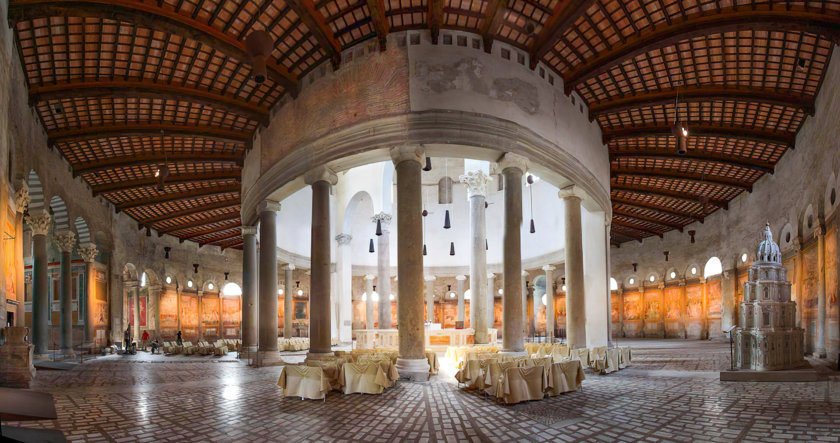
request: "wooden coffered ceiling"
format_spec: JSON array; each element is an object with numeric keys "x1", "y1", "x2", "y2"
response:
[{"x1": 8, "y1": 0, "x2": 840, "y2": 249}]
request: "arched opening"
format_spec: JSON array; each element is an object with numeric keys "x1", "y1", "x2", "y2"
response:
[
  {"x1": 704, "y1": 257, "x2": 723, "y2": 278},
  {"x1": 222, "y1": 282, "x2": 242, "y2": 296},
  {"x1": 437, "y1": 176, "x2": 454, "y2": 204},
  {"x1": 609, "y1": 277, "x2": 618, "y2": 291}
]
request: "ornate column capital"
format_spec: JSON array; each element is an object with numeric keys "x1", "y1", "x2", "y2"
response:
[
  {"x1": 390, "y1": 145, "x2": 425, "y2": 166},
  {"x1": 25, "y1": 210, "x2": 51, "y2": 236},
  {"x1": 283, "y1": 263, "x2": 295, "y2": 271},
  {"x1": 14, "y1": 183, "x2": 30, "y2": 213},
  {"x1": 335, "y1": 233, "x2": 353, "y2": 245},
  {"x1": 521, "y1": 270, "x2": 529, "y2": 277},
  {"x1": 558, "y1": 185, "x2": 581, "y2": 200},
  {"x1": 541, "y1": 265, "x2": 556, "y2": 272},
  {"x1": 497, "y1": 152, "x2": 529, "y2": 174},
  {"x1": 455, "y1": 275, "x2": 467, "y2": 281},
  {"x1": 303, "y1": 165, "x2": 338, "y2": 186},
  {"x1": 459, "y1": 170, "x2": 492, "y2": 198},
  {"x1": 257, "y1": 200, "x2": 281, "y2": 214},
  {"x1": 364, "y1": 274, "x2": 376, "y2": 281},
  {"x1": 77, "y1": 242, "x2": 99, "y2": 263},
  {"x1": 372, "y1": 212, "x2": 392, "y2": 225},
  {"x1": 241, "y1": 226, "x2": 258, "y2": 236},
  {"x1": 424, "y1": 275, "x2": 436, "y2": 281},
  {"x1": 486, "y1": 273, "x2": 495, "y2": 279}
]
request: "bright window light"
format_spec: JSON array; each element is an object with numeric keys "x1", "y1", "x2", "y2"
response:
[
  {"x1": 222, "y1": 282, "x2": 242, "y2": 296},
  {"x1": 649, "y1": 275, "x2": 655, "y2": 282},
  {"x1": 140, "y1": 272, "x2": 147, "y2": 287},
  {"x1": 208, "y1": 282, "x2": 214, "y2": 290},
  {"x1": 165, "y1": 276, "x2": 172, "y2": 284}
]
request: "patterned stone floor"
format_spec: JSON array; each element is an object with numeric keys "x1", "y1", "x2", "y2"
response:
[{"x1": 6, "y1": 339, "x2": 840, "y2": 442}]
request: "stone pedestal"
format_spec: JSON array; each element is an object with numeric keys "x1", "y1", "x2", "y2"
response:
[{"x1": 0, "y1": 327, "x2": 36, "y2": 388}]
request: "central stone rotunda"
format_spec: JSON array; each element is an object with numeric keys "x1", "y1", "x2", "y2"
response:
[{"x1": 733, "y1": 223, "x2": 804, "y2": 371}]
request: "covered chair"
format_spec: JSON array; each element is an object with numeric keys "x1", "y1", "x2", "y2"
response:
[
  {"x1": 546, "y1": 360, "x2": 585, "y2": 396},
  {"x1": 339, "y1": 362, "x2": 391, "y2": 395},
  {"x1": 278, "y1": 365, "x2": 330, "y2": 400},
  {"x1": 497, "y1": 366, "x2": 546, "y2": 404}
]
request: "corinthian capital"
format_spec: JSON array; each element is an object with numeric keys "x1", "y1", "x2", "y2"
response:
[
  {"x1": 459, "y1": 170, "x2": 492, "y2": 198},
  {"x1": 54, "y1": 230, "x2": 76, "y2": 253},
  {"x1": 335, "y1": 233, "x2": 353, "y2": 245},
  {"x1": 77, "y1": 242, "x2": 99, "y2": 263},
  {"x1": 25, "y1": 210, "x2": 51, "y2": 236},
  {"x1": 14, "y1": 183, "x2": 30, "y2": 213}
]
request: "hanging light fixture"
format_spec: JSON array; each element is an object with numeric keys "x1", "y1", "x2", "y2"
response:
[
  {"x1": 245, "y1": 30, "x2": 273, "y2": 83},
  {"x1": 671, "y1": 85, "x2": 688, "y2": 155},
  {"x1": 375, "y1": 218, "x2": 383, "y2": 236},
  {"x1": 688, "y1": 230, "x2": 696, "y2": 244},
  {"x1": 224, "y1": 272, "x2": 229, "y2": 280},
  {"x1": 164, "y1": 247, "x2": 171, "y2": 259},
  {"x1": 664, "y1": 251, "x2": 670, "y2": 262},
  {"x1": 527, "y1": 174, "x2": 536, "y2": 233},
  {"x1": 485, "y1": 238, "x2": 488, "y2": 250},
  {"x1": 423, "y1": 156, "x2": 432, "y2": 171},
  {"x1": 423, "y1": 244, "x2": 428, "y2": 256},
  {"x1": 369, "y1": 238, "x2": 375, "y2": 253},
  {"x1": 422, "y1": 203, "x2": 428, "y2": 256},
  {"x1": 449, "y1": 241, "x2": 455, "y2": 256},
  {"x1": 193, "y1": 263, "x2": 199, "y2": 274},
  {"x1": 443, "y1": 159, "x2": 451, "y2": 229},
  {"x1": 443, "y1": 210, "x2": 451, "y2": 229}
]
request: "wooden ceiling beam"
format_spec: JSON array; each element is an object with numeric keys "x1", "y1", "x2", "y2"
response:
[
  {"x1": 8, "y1": 0, "x2": 297, "y2": 92},
  {"x1": 611, "y1": 167, "x2": 753, "y2": 191},
  {"x1": 179, "y1": 221, "x2": 242, "y2": 242},
  {"x1": 611, "y1": 195, "x2": 704, "y2": 223},
  {"x1": 30, "y1": 79, "x2": 271, "y2": 126},
  {"x1": 602, "y1": 123, "x2": 796, "y2": 148},
  {"x1": 48, "y1": 123, "x2": 252, "y2": 146},
  {"x1": 200, "y1": 231, "x2": 242, "y2": 247},
  {"x1": 478, "y1": 0, "x2": 508, "y2": 53},
  {"x1": 609, "y1": 150, "x2": 775, "y2": 174},
  {"x1": 562, "y1": 6, "x2": 840, "y2": 93},
  {"x1": 591, "y1": 85, "x2": 816, "y2": 117},
  {"x1": 428, "y1": 0, "x2": 444, "y2": 44},
  {"x1": 610, "y1": 226, "x2": 645, "y2": 244},
  {"x1": 91, "y1": 171, "x2": 241, "y2": 195},
  {"x1": 138, "y1": 201, "x2": 240, "y2": 227},
  {"x1": 157, "y1": 213, "x2": 241, "y2": 235},
  {"x1": 73, "y1": 151, "x2": 243, "y2": 177},
  {"x1": 218, "y1": 237, "x2": 245, "y2": 250},
  {"x1": 365, "y1": 0, "x2": 390, "y2": 50},
  {"x1": 611, "y1": 184, "x2": 728, "y2": 209},
  {"x1": 530, "y1": 0, "x2": 596, "y2": 69},
  {"x1": 115, "y1": 184, "x2": 240, "y2": 211},
  {"x1": 285, "y1": 0, "x2": 342, "y2": 67},
  {"x1": 612, "y1": 219, "x2": 663, "y2": 238},
  {"x1": 612, "y1": 207, "x2": 685, "y2": 231}
]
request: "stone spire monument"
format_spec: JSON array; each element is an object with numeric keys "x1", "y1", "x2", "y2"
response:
[{"x1": 733, "y1": 223, "x2": 804, "y2": 370}]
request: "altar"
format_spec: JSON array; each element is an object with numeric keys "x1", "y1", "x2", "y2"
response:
[{"x1": 355, "y1": 328, "x2": 498, "y2": 351}]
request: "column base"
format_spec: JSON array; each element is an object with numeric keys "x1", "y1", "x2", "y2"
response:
[
  {"x1": 255, "y1": 350, "x2": 285, "y2": 367},
  {"x1": 60, "y1": 348, "x2": 75, "y2": 359},
  {"x1": 395, "y1": 358, "x2": 430, "y2": 382},
  {"x1": 239, "y1": 345, "x2": 258, "y2": 359},
  {"x1": 305, "y1": 352, "x2": 335, "y2": 362},
  {"x1": 813, "y1": 349, "x2": 827, "y2": 359}
]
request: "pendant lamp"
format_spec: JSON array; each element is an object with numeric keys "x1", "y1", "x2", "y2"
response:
[
  {"x1": 369, "y1": 238, "x2": 375, "y2": 253},
  {"x1": 423, "y1": 244, "x2": 428, "y2": 256},
  {"x1": 443, "y1": 210, "x2": 451, "y2": 229},
  {"x1": 449, "y1": 242, "x2": 455, "y2": 256},
  {"x1": 375, "y1": 218, "x2": 383, "y2": 236}
]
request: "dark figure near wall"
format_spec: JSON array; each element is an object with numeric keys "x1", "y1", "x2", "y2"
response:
[{"x1": 176, "y1": 331, "x2": 183, "y2": 346}]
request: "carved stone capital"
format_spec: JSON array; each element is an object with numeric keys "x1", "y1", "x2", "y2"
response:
[
  {"x1": 497, "y1": 152, "x2": 529, "y2": 174},
  {"x1": 459, "y1": 170, "x2": 492, "y2": 198},
  {"x1": 364, "y1": 274, "x2": 376, "y2": 281},
  {"x1": 25, "y1": 210, "x2": 51, "y2": 236},
  {"x1": 455, "y1": 275, "x2": 467, "y2": 281},
  {"x1": 486, "y1": 273, "x2": 495, "y2": 279},
  {"x1": 241, "y1": 226, "x2": 258, "y2": 236},
  {"x1": 521, "y1": 270, "x2": 529, "y2": 277},
  {"x1": 303, "y1": 165, "x2": 338, "y2": 186},
  {"x1": 390, "y1": 145, "x2": 425, "y2": 167},
  {"x1": 77, "y1": 242, "x2": 99, "y2": 263},
  {"x1": 371, "y1": 212, "x2": 392, "y2": 228},
  {"x1": 54, "y1": 230, "x2": 76, "y2": 253},
  {"x1": 283, "y1": 263, "x2": 295, "y2": 271},
  {"x1": 542, "y1": 265, "x2": 556, "y2": 272},
  {"x1": 424, "y1": 275, "x2": 436, "y2": 281},
  {"x1": 335, "y1": 233, "x2": 353, "y2": 245},
  {"x1": 257, "y1": 200, "x2": 281, "y2": 214},
  {"x1": 14, "y1": 184, "x2": 30, "y2": 213},
  {"x1": 558, "y1": 185, "x2": 581, "y2": 201}
]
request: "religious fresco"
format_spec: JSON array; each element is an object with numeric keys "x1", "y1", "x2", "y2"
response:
[
  {"x1": 180, "y1": 294, "x2": 198, "y2": 330},
  {"x1": 201, "y1": 297, "x2": 220, "y2": 326},
  {"x1": 826, "y1": 229, "x2": 838, "y2": 354},
  {"x1": 222, "y1": 297, "x2": 241, "y2": 326},
  {"x1": 623, "y1": 292, "x2": 641, "y2": 320},
  {"x1": 801, "y1": 244, "x2": 819, "y2": 313},
  {"x1": 685, "y1": 285, "x2": 703, "y2": 318},
  {"x1": 707, "y1": 280, "x2": 722, "y2": 318},
  {"x1": 128, "y1": 295, "x2": 147, "y2": 327},
  {"x1": 159, "y1": 291, "x2": 177, "y2": 327},
  {"x1": 610, "y1": 293, "x2": 620, "y2": 322},
  {"x1": 664, "y1": 287, "x2": 682, "y2": 320},
  {"x1": 5, "y1": 208, "x2": 16, "y2": 301},
  {"x1": 294, "y1": 300, "x2": 308, "y2": 320},
  {"x1": 644, "y1": 290, "x2": 662, "y2": 321}
]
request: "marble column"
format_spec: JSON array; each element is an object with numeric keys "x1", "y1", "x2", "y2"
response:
[
  {"x1": 486, "y1": 273, "x2": 495, "y2": 331},
  {"x1": 456, "y1": 275, "x2": 466, "y2": 326},
  {"x1": 499, "y1": 153, "x2": 527, "y2": 353},
  {"x1": 305, "y1": 166, "x2": 337, "y2": 359},
  {"x1": 241, "y1": 226, "x2": 258, "y2": 354},
  {"x1": 459, "y1": 169, "x2": 491, "y2": 344},
  {"x1": 364, "y1": 274, "x2": 375, "y2": 329},
  {"x1": 679, "y1": 281, "x2": 687, "y2": 339},
  {"x1": 521, "y1": 271, "x2": 529, "y2": 339},
  {"x1": 542, "y1": 265, "x2": 555, "y2": 342},
  {"x1": 130, "y1": 284, "x2": 140, "y2": 345},
  {"x1": 560, "y1": 185, "x2": 586, "y2": 349},
  {"x1": 605, "y1": 220, "x2": 613, "y2": 344},
  {"x1": 391, "y1": 146, "x2": 430, "y2": 380},
  {"x1": 77, "y1": 243, "x2": 98, "y2": 344},
  {"x1": 335, "y1": 233, "x2": 353, "y2": 342},
  {"x1": 425, "y1": 275, "x2": 436, "y2": 323},
  {"x1": 26, "y1": 210, "x2": 51, "y2": 355},
  {"x1": 815, "y1": 224, "x2": 827, "y2": 357},
  {"x1": 532, "y1": 277, "x2": 540, "y2": 335},
  {"x1": 373, "y1": 213, "x2": 393, "y2": 329},
  {"x1": 55, "y1": 230, "x2": 76, "y2": 357},
  {"x1": 258, "y1": 200, "x2": 281, "y2": 362},
  {"x1": 283, "y1": 264, "x2": 294, "y2": 338}
]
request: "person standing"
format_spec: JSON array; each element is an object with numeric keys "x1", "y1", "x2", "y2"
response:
[
  {"x1": 124, "y1": 327, "x2": 131, "y2": 351},
  {"x1": 176, "y1": 330, "x2": 183, "y2": 346},
  {"x1": 141, "y1": 330, "x2": 149, "y2": 351}
]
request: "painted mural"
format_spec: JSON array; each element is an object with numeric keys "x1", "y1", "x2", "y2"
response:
[
  {"x1": 180, "y1": 294, "x2": 198, "y2": 330},
  {"x1": 222, "y1": 297, "x2": 240, "y2": 326},
  {"x1": 664, "y1": 287, "x2": 682, "y2": 320},
  {"x1": 93, "y1": 272, "x2": 108, "y2": 327},
  {"x1": 623, "y1": 292, "x2": 641, "y2": 320},
  {"x1": 5, "y1": 208, "x2": 16, "y2": 301},
  {"x1": 201, "y1": 297, "x2": 220, "y2": 326},
  {"x1": 159, "y1": 291, "x2": 177, "y2": 327},
  {"x1": 128, "y1": 295, "x2": 147, "y2": 327}
]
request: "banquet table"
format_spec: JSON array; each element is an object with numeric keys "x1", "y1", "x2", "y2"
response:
[{"x1": 278, "y1": 365, "x2": 330, "y2": 400}]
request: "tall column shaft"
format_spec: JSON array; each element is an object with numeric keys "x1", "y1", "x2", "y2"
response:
[
  {"x1": 27, "y1": 211, "x2": 51, "y2": 355},
  {"x1": 521, "y1": 271, "x2": 529, "y2": 340},
  {"x1": 132, "y1": 286, "x2": 140, "y2": 344},
  {"x1": 500, "y1": 155, "x2": 526, "y2": 353},
  {"x1": 374, "y1": 213, "x2": 393, "y2": 329},
  {"x1": 305, "y1": 168, "x2": 336, "y2": 357},
  {"x1": 456, "y1": 275, "x2": 466, "y2": 325},
  {"x1": 55, "y1": 230, "x2": 76, "y2": 356},
  {"x1": 487, "y1": 274, "x2": 495, "y2": 331},
  {"x1": 460, "y1": 169, "x2": 491, "y2": 344},
  {"x1": 816, "y1": 226, "x2": 827, "y2": 357},
  {"x1": 84, "y1": 260, "x2": 96, "y2": 343},
  {"x1": 543, "y1": 266, "x2": 555, "y2": 341},
  {"x1": 425, "y1": 276, "x2": 435, "y2": 323},
  {"x1": 391, "y1": 146, "x2": 430, "y2": 380},
  {"x1": 335, "y1": 234, "x2": 353, "y2": 341},
  {"x1": 561, "y1": 186, "x2": 586, "y2": 349},
  {"x1": 241, "y1": 227, "x2": 258, "y2": 353},
  {"x1": 364, "y1": 275, "x2": 375, "y2": 329},
  {"x1": 284, "y1": 266, "x2": 294, "y2": 338},
  {"x1": 258, "y1": 200, "x2": 280, "y2": 355}
]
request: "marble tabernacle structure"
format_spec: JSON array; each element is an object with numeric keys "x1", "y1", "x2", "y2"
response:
[{"x1": 733, "y1": 224, "x2": 805, "y2": 371}]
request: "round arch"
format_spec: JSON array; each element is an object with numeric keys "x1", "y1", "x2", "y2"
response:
[{"x1": 704, "y1": 257, "x2": 723, "y2": 278}]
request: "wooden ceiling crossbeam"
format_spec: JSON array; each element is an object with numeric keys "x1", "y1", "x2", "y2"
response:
[
  {"x1": 91, "y1": 171, "x2": 241, "y2": 195},
  {"x1": 611, "y1": 184, "x2": 728, "y2": 209},
  {"x1": 562, "y1": 6, "x2": 840, "y2": 93},
  {"x1": 73, "y1": 151, "x2": 243, "y2": 177},
  {"x1": 428, "y1": 0, "x2": 444, "y2": 44},
  {"x1": 611, "y1": 195, "x2": 704, "y2": 223},
  {"x1": 179, "y1": 221, "x2": 242, "y2": 241},
  {"x1": 49, "y1": 123, "x2": 252, "y2": 146},
  {"x1": 8, "y1": 0, "x2": 297, "y2": 91},
  {"x1": 590, "y1": 86, "x2": 816, "y2": 117},
  {"x1": 612, "y1": 219, "x2": 663, "y2": 238},
  {"x1": 478, "y1": 0, "x2": 508, "y2": 53},
  {"x1": 365, "y1": 0, "x2": 390, "y2": 50},
  {"x1": 30, "y1": 79, "x2": 271, "y2": 126},
  {"x1": 612, "y1": 167, "x2": 753, "y2": 191},
  {"x1": 115, "y1": 183, "x2": 240, "y2": 211},
  {"x1": 285, "y1": 0, "x2": 342, "y2": 66},
  {"x1": 602, "y1": 123, "x2": 796, "y2": 148},
  {"x1": 157, "y1": 212, "x2": 240, "y2": 235},
  {"x1": 200, "y1": 230, "x2": 242, "y2": 247},
  {"x1": 217, "y1": 237, "x2": 245, "y2": 250},
  {"x1": 529, "y1": 0, "x2": 596, "y2": 69},
  {"x1": 609, "y1": 150, "x2": 775, "y2": 174},
  {"x1": 137, "y1": 201, "x2": 240, "y2": 226},
  {"x1": 612, "y1": 207, "x2": 684, "y2": 231}
]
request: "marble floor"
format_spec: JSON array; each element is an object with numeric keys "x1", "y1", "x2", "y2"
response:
[{"x1": 6, "y1": 339, "x2": 840, "y2": 442}]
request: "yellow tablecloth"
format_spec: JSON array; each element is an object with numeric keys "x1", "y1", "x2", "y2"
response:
[
  {"x1": 546, "y1": 360, "x2": 584, "y2": 396},
  {"x1": 570, "y1": 348, "x2": 590, "y2": 368},
  {"x1": 619, "y1": 346, "x2": 632, "y2": 368},
  {"x1": 499, "y1": 366, "x2": 546, "y2": 404},
  {"x1": 339, "y1": 362, "x2": 391, "y2": 395},
  {"x1": 426, "y1": 350, "x2": 439, "y2": 375},
  {"x1": 278, "y1": 365, "x2": 330, "y2": 400}
]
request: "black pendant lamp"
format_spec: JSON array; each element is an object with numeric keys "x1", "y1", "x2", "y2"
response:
[
  {"x1": 375, "y1": 218, "x2": 383, "y2": 236},
  {"x1": 369, "y1": 238, "x2": 375, "y2": 253},
  {"x1": 527, "y1": 174, "x2": 536, "y2": 234},
  {"x1": 423, "y1": 244, "x2": 428, "y2": 256},
  {"x1": 423, "y1": 157, "x2": 432, "y2": 171},
  {"x1": 443, "y1": 210, "x2": 451, "y2": 229},
  {"x1": 449, "y1": 242, "x2": 455, "y2": 256},
  {"x1": 485, "y1": 239, "x2": 488, "y2": 250}
]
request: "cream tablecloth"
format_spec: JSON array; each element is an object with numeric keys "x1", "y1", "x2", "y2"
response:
[
  {"x1": 278, "y1": 365, "x2": 331, "y2": 400},
  {"x1": 498, "y1": 366, "x2": 546, "y2": 404},
  {"x1": 339, "y1": 362, "x2": 392, "y2": 395},
  {"x1": 546, "y1": 360, "x2": 584, "y2": 396}
]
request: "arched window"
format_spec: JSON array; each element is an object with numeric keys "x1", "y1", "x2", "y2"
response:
[
  {"x1": 438, "y1": 177, "x2": 454, "y2": 204},
  {"x1": 140, "y1": 272, "x2": 148, "y2": 288},
  {"x1": 222, "y1": 282, "x2": 242, "y2": 296},
  {"x1": 609, "y1": 278, "x2": 618, "y2": 291},
  {"x1": 704, "y1": 257, "x2": 723, "y2": 278}
]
